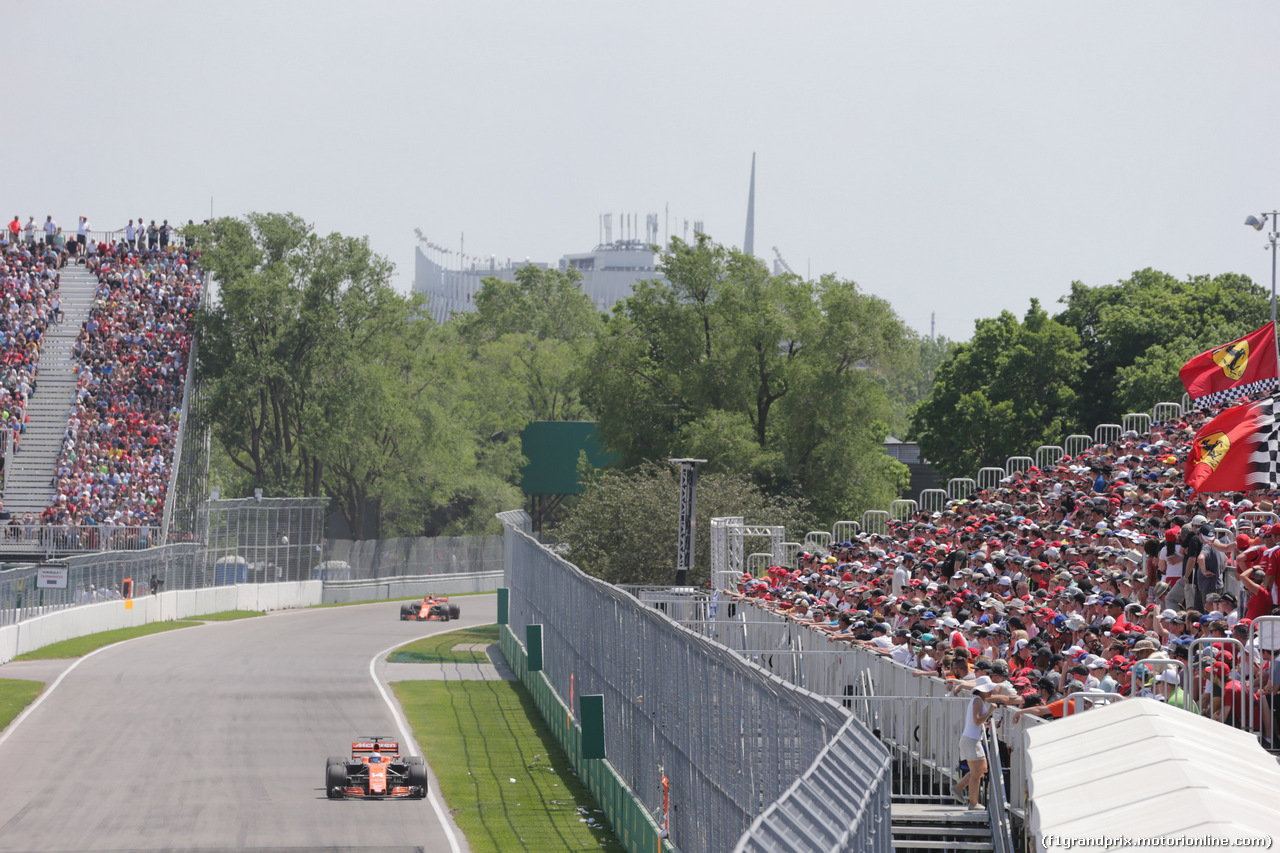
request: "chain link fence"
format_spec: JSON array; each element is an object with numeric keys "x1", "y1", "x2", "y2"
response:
[
  {"x1": 0, "y1": 498, "x2": 328, "y2": 627},
  {"x1": 499, "y1": 510, "x2": 891, "y2": 853},
  {"x1": 320, "y1": 535, "x2": 502, "y2": 579}
]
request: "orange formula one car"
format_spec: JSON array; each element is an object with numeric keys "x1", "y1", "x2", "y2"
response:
[
  {"x1": 399, "y1": 594, "x2": 461, "y2": 622},
  {"x1": 325, "y1": 737, "x2": 428, "y2": 799}
]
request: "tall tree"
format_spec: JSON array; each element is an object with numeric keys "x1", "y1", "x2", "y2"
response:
[
  {"x1": 1055, "y1": 269, "x2": 1269, "y2": 425},
  {"x1": 579, "y1": 235, "x2": 911, "y2": 521},
  {"x1": 910, "y1": 300, "x2": 1085, "y2": 480}
]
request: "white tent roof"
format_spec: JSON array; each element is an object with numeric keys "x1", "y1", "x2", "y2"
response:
[{"x1": 1024, "y1": 698, "x2": 1280, "y2": 850}]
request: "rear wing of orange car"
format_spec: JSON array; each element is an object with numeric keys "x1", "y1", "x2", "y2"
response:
[{"x1": 352, "y1": 738, "x2": 401, "y2": 755}]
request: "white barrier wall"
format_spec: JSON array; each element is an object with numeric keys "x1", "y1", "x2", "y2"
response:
[
  {"x1": 320, "y1": 570, "x2": 502, "y2": 604},
  {"x1": 0, "y1": 581, "x2": 322, "y2": 665}
]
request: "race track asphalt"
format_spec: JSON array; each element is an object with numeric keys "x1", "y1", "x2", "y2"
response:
[{"x1": 0, "y1": 594, "x2": 498, "y2": 853}]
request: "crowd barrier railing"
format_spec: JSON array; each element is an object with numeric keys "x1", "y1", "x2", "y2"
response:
[
  {"x1": 0, "y1": 524, "x2": 163, "y2": 556},
  {"x1": 499, "y1": 509, "x2": 893, "y2": 853}
]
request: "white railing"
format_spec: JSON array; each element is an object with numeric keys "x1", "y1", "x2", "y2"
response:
[
  {"x1": 161, "y1": 337, "x2": 198, "y2": 545},
  {"x1": 0, "y1": 524, "x2": 162, "y2": 556}
]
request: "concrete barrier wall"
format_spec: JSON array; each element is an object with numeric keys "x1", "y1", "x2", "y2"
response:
[
  {"x1": 0, "y1": 581, "x2": 322, "y2": 664},
  {"x1": 320, "y1": 571, "x2": 502, "y2": 604}
]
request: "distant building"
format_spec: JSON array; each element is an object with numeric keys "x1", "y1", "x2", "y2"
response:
[{"x1": 413, "y1": 216, "x2": 668, "y2": 323}]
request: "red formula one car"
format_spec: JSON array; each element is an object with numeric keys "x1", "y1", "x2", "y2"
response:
[
  {"x1": 399, "y1": 594, "x2": 461, "y2": 622},
  {"x1": 326, "y1": 737, "x2": 428, "y2": 799}
]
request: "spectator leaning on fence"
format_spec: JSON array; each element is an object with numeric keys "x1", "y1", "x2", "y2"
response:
[{"x1": 723, "y1": 395, "x2": 1280, "y2": 746}]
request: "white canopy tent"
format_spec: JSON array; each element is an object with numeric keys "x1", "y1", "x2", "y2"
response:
[{"x1": 1024, "y1": 698, "x2": 1280, "y2": 851}]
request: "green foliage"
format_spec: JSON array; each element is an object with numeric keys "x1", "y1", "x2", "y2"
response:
[
  {"x1": 579, "y1": 235, "x2": 911, "y2": 521},
  {"x1": 14, "y1": 621, "x2": 199, "y2": 660},
  {"x1": 0, "y1": 679, "x2": 43, "y2": 732},
  {"x1": 387, "y1": 624, "x2": 498, "y2": 663},
  {"x1": 1055, "y1": 268, "x2": 1269, "y2": 425},
  {"x1": 872, "y1": 334, "x2": 956, "y2": 437},
  {"x1": 910, "y1": 300, "x2": 1085, "y2": 480},
  {"x1": 553, "y1": 461, "x2": 814, "y2": 586},
  {"x1": 392, "y1": 679, "x2": 624, "y2": 852}
]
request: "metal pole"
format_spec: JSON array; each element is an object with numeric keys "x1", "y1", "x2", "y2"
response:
[
  {"x1": 669, "y1": 459, "x2": 705, "y2": 586},
  {"x1": 1271, "y1": 217, "x2": 1279, "y2": 377}
]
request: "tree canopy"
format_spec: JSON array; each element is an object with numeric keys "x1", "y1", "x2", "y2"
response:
[
  {"x1": 909, "y1": 300, "x2": 1085, "y2": 480},
  {"x1": 578, "y1": 235, "x2": 911, "y2": 522}
]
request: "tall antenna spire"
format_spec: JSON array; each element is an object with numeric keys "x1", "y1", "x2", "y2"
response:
[{"x1": 744, "y1": 152, "x2": 756, "y2": 257}]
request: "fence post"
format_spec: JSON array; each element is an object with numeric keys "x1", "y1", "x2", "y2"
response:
[
  {"x1": 580, "y1": 694, "x2": 605, "y2": 759},
  {"x1": 527, "y1": 624, "x2": 543, "y2": 672},
  {"x1": 497, "y1": 587, "x2": 509, "y2": 625}
]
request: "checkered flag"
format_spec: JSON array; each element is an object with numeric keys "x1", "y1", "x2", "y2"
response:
[{"x1": 1191, "y1": 377, "x2": 1279, "y2": 411}]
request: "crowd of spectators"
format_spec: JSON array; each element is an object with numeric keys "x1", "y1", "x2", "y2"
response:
[
  {"x1": 0, "y1": 236, "x2": 65, "y2": 460},
  {"x1": 41, "y1": 238, "x2": 202, "y2": 533},
  {"x1": 725, "y1": 404, "x2": 1280, "y2": 749}
]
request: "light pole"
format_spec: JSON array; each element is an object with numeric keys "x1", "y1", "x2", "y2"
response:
[{"x1": 1244, "y1": 212, "x2": 1280, "y2": 376}]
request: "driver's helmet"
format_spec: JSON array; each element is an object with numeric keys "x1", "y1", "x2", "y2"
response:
[{"x1": 369, "y1": 751, "x2": 382, "y2": 763}]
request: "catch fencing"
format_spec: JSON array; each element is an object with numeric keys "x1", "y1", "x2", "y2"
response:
[
  {"x1": 669, "y1": 595, "x2": 1037, "y2": 840},
  {"x1": 0, "y1": 498, "x2": 328, "y2": 627},
  {"x1": 498, "y1": 510, "x2": 892, "y2": 853},
  {"x1": 320, "y1": 534, "x2": 502, "y2": 579}
]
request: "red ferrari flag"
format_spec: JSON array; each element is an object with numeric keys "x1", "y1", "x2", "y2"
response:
[
  {"x1": 1179, "y1": 322, "x2": 1278, "y2": 409},
  {"x1": 1184, "y1": 394, "x2": 1280, "y2": 492}
]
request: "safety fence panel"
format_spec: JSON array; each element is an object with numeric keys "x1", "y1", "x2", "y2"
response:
[
  {"x1": 1034, "y1": 446, "x2": 1063, "y2": 470},
  {"x1": 888, "y1": 500, "x2": 916, "y2": 522},
  {"x1": 977, "y1": 467, "x2": 1005, "y2": 492},
  {"x1": 1122, "y1": 413, "x2": 1151, "y2": 435},
  {"x1": 947, "y1": 478, "x2": 976, "y2": 501},
  {"x1": 746, "y1": 553, "x2": 774, "y2": 577},
  {"x1": 861, "y1": 511, "x2": 889, "y2": 536},
  {"x1": 500, "y1": 512, "x2": 891, "y2": 853},
  {"x1": 1094, "y1": 423, "x2": 1122, "y2": 445},
  {"x1": 694, "y1": 599, "x2": 1043, "y2": 825},
  {"x1": 501, "y1": 625, "x2": 676, "y2": 853},
  {"x1": 804, "y1": 531, "x2": 831, "y2": 551},
  {"x1": 831, "y1": 520, "x2": 860, "y2": 544},
  {"x1": 1153, "y1": 401, "x2": 1182, "y2": 423},
  {"x1": 917, "y1": 489, "x2": 947, "y2": 514},
  {"x1": 1005, "y1": 457, "x2": 1032, "y2": 477},
  {"x1": 1063, "y1": 435, "x2": 1091, "y2": 458}
]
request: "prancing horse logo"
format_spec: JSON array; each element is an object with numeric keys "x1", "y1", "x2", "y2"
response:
[
  {"x1": 1197, "y1": 431, "x2": 1230, "y2": 471},
  {"x1": 1212, "y1": 340, "x2": 1249, "y2": 381}
]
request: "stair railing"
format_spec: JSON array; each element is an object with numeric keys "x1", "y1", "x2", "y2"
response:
[{"x1": 984, "y1": 723, "x2": 1014, "y2": 853}]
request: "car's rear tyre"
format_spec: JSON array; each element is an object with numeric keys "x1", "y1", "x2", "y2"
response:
[
  {"x1": 326, "y1": 762, "x2": 347, "y2": 798},
  {"x1": 400, "y1": 604, "x2": 414, "y2": 620},
  {"x1": 448, "y1": 604, "x2": 461, "y2": 620},
  {"x1": 407, "y1": 762, "x2": 428, "y2": 797}
]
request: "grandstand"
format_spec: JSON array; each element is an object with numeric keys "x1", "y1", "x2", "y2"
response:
[{"x1": 0, "y1": 232, "x2": 203, "y2": 558}]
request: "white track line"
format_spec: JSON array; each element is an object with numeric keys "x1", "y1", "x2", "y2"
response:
[
  {"x1": 0, "y1": 633, "x2": 153, "y2": 749},
  {"x1": 370, "y1": 638, "x2": 463, "y2": 853}
]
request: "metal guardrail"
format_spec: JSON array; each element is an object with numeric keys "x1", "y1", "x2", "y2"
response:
[
  {"x1": 500, "y1": 511, "x2": 892, "y2": 853},
  {"x1": 0, "y1": 524, "x2": 163, "y2": 557}
]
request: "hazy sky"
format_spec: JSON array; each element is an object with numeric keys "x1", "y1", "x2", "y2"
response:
[{"x1": 5, "y1": 2, "x2": 1279, "y2": 341}]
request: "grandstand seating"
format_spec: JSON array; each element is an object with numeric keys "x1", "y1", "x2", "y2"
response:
[
  {"x1": 0, "y1": 232, "x2": 200, "y2": 550},
  {"x1": 722, "y1": 395, "x2": 1280, "y2": 744}
]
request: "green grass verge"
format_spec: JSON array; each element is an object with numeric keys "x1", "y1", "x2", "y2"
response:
[
  {"x1": 392, "y1": 679, "x2": 623, "y2": 852},
  {"x1": 196, "y1": 610, "x2": 264, "y2": 621},
  {"x1": 388, "y1": 625, "x2": 499, "y2": 663},
  {"x1": 0, "y1": 679, "x2": 43, "y2": 731},
  {"x1": 13, "y1": 621, "x2": 200, "y2": 660},
  {"x1": 311, "y1": 590, "x2": 494, "y2": 609}
]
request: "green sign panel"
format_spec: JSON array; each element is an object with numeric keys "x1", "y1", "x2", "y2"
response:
[{"x1": 520, "y1": 421, "x2": 616, "y2": 495}]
